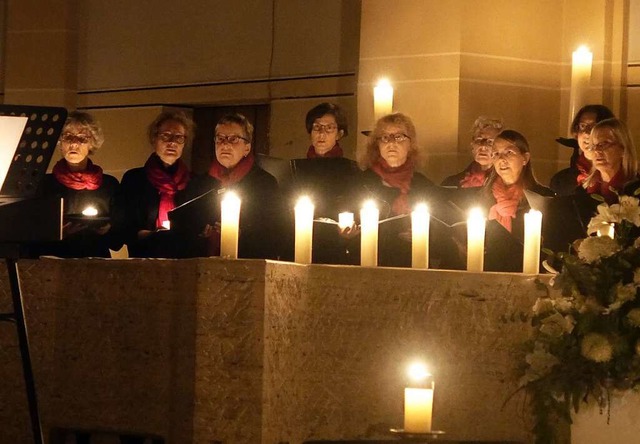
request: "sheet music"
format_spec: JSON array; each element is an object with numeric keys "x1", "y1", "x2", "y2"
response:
[{"x1": 0, "y1": 116, "x2": 28, "y2": 188}]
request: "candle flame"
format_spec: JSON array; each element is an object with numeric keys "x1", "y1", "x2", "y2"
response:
[
  {"x1": 408, "y1": 362, "x2": 431, "y2": 382},
  {"x1": 575, "y1": 45, "x2": 590, "y2": 54},
  {"x1": 222, "y1": 191, "x2": 241, "y2": 206},
  {"x1": 362, "y1": 199, "x2": 378, "y2": 211},
  {"x1": 413, "y1": 202, "x2": 429, "y2": 214},
  {"x1": 295, "y1": 195, "x2": 314, "y2": 211},
  {"x1": 376, "y1": 78, "x2": 391, "y2": 88},
  {"x1": 161, "y1": 220, "x2": 171, "y2": 230},
  {"x1": 82, "y1": 206, "x2": 98, "y2": 217},
  {"x1": 468, "y1": 207, "x2": 484, "y2": 220}
]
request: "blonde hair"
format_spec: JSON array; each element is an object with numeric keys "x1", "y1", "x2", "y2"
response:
[{"x1": 357, "y1": 113, "x2": 423, "y2": 169}]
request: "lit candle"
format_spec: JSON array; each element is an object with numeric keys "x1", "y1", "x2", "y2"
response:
[
  {"x1": 295, "y1": 196, "x2": 314, "y2": 264},
  {"x1": 597, "y1": 223, "x2": 615, "y2": 239},
  {"x1": 411, "y1": 203, "x2": 429, "y2": 269},
  {"x1": 404, "y1": 362, "x2": 434, "y2": 433},
  {"x1": 360, "y1": 200, "x2": 379, "y2": 267},
  {"x1": 82, "y1": 206, "x2": 98, "y2": 217},
  {"x1": 161, "y1": 220, "x2": 171, "y2": 230},
  {"x1": 467, "y1": 207, "x2": 485, "y2": 272},
  {"x1": 568, "y1": 45, "x2": 592, "y2": 132},
  {"x1": 523, "y1": 209, "x2": 542, "y2": 274},
  {"x1": 373, "y1": 78, "x2": 393, "y2": 121},
  {"x1": 338, "y1": 212, "x2": 354, "y2": 230},
  {"x1": 220, "y1": 192, "x2": 241, "y2": 259}
]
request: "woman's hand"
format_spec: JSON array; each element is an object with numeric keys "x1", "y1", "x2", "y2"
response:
[
  {"x1": 200, "y1": 222, "x2": 222, "y2": 238},
  {"x1": 338, "y1": 223, "x2": 360, "y2": 239}
]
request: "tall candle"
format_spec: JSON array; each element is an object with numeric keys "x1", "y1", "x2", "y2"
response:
[
  {"x1": 295, "y1": 196, "x2": 314, "y2": 264},
  {"x1": 568, "y1": 46, "x2": 592, "y2": 132},
  {"x1": 338, "y1": 211, "x2": 354, "y2": 230},
  {"x1": 220, "y1": 192, "x2": 241, "y2": 258},
  {"x1": 411, "y1": 203, "x2": 429, "y2": 269},
  {"x1": 523, "y1": 209, "x2": 542, "y2": 274},
  {"x1": 404, "y1": 363, "x2": 434, "y2": 433},
  {"x1": 373, "y1": 79, "x2": 393, "y2": 121},
  {"x1": 467, "y1": 207, "x2": 485, "y2": 272},
  {"x1": 360, "y1": 200, "x2": 379, "y2": 267}
]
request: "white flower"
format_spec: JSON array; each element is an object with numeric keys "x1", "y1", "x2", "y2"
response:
[
  {"x1": 552, "y1": 297, "x2": 573, "y2": 314},
  {"x1": 577, "y1": 236, "x2": 622, "y2": 263},
  {"x1": 606, "y1": 283, "x2": 638, "y2": 313},
  {"x1": 539, "y1": 312, "x2": 574, "y2": 337},
  {"x1": 533, "y1": 298, "x2": 554, "y2": 316},
  {"x1": 627, "y1": 308, "x2": 640, "y2": 327},
  {"x1": 522, "y1": 344, "x2": 560, "y2": 384},
  {"x1": 617, "y1": 196, "x2": 640, "y2": 226},
  {"x1": 581, "y1": 333, "x2": 614, "y2": 362}
]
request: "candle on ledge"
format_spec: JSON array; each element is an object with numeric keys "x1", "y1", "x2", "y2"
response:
[
  {"x1": 522, "y1": 209, "x2": 542, "y2": 274},
  {"x1": 597, "y1": 223, "x2": 615, "y2": 239},
  {"x1": 338, "y1": 211, "x2": 354, "y2": 230},
  {"x1": 373, "y1": 78, "x2": 393, "y2": 121},
  {"x1": 404, "y1": 362, "x2": 434, "y2": 433},
  {"x1": 82, "y1": 206, "x2": 98, "y2": 217},
  {"x1": 220, "y1": 191, "x2": 241, "y2": 259},
  {"x1": 467, "y1": 207, "x2": 485, "y2": 272},
  {"x1": 295, "y1": 196, "x2": 314, "y2": 264},
  {"x1": 360, "y1": 200, "x2": 379, "y2": 267},
  {"x1": 568, "y1": 45, "x2": 592, "y2": 132},
  {"x1": 411, "y1": 203, "x2": 429, "y2": 269}
]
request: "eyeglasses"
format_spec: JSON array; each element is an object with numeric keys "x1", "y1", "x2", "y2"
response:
[
  {"x1": 158, "y1": 132, "x2": 186, "y2": 144},
  {"x1": 311, "y1": 123, "x2": 338, "y2": 134},
  {"x1": 61, "y1": 133, "x2": 91, "y2": 144},
  {"x1": 585, "y1": 140, "x2": 618, "y2": 152},
  {"x1": 576, "y1": 122, "x2": 595, "y2": 134},
  {"x1": 490, "y1": 148, "x2": 521, "y2": 160},
  {"x1": 215, "y1": 134, "x2": 249, "y2": 145},
  {"x1": 378, "y1": 133, "x2": 410, "y2": 144},
  {"x1": 472, "y1": 138, "x2": 494, "y2": 148}
]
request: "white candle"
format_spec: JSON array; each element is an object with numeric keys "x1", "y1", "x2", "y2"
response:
[
  {"x1": 568, "y1": 45, "x2": 592, "y2": 132},
  {"x1": 295, "y1": 196, "x2": 314, "y2": 264},
  {"x1": 523, "y1": 210, "x2": 542, "y2": 274},
  {"x1": 597, "y1": 223, "x2": 615, "y2": 239},
  {"x1": 360, "y1": 200, "x2": 379, "y2": 267},
  {"x1": 404, "y1": 363, "x2": 434, "y2": 433},
  {"x1": 467, "y1": 207, "x2": 485, "y2": 272},
  {"x1": 161, "y1": 220, "x2": 171, "y2": 230},
  {"x1": 411, "y1": 203, "x2": 429, "y2": 269},
  {"x1": 82, "y1": 206, "x2": 98, "y2": 217},
  {"x1": 338, "y1": 212, "x2": 354, "y2": 230},
  {"x1": 220, "y1": 192, "x2": 241, "y2": 259},
  {"x1": 373, "y1": 78, "x2": 393, "y2": 121}
]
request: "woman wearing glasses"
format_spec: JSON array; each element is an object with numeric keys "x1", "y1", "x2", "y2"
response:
[
  {"x1": 550, "y1": 104, "x2": 615, "y2": 195},
  {"x1": 441, "y1": 116, "x2": 503, "y2": 188},
  {"x1": 35, "y1": 111, "x2": 119, "y2": 257},
  {"x1": 178, "y1": 113, "x2": 283, "y2": 259},
  {"x1": 118, "y1": 110, "x2": 194, "y2": 257}
]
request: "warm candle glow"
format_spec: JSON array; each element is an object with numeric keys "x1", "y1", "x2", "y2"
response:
[
  {"x1": 295, "y1": 196, "x2": 314, "y2": 264},
  {"x1": 360, "y1": 200, "x2": 379, "y2": 267},
  {"x1": 523, "y1": 210, "x2": 542, "y2": 274},
  {"x1": 467, "y1": 207, "x2": 485, "y2": 272},
  {"x1": 404, "y1": 362, "x2": 434, "y2": 433},
  {"x1": 82, "y1": 206, "x2": 98, "y2": 217},
  {"x1": 569, "y1": 45, "x2": 593, "y2": 133},
  {"x1": 411, "y1": 203, "x2": 429, "y2": 269},
  {"x1": 220, "y1": 192, "x2": 241, "y2": 259},
  {"x1": 338, "y1": 212, "x2": 354, "y2": 230},
  {"x1": 597, "y1": 223, "x2": 615, "y2": 239},
  {"x1": 373, "y1": 78, "x2": 393, "y2": 121}
]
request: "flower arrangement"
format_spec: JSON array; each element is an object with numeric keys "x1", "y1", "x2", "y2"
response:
[{"x1": 517, "y1": 195, "x2": 640, "y2": 443}]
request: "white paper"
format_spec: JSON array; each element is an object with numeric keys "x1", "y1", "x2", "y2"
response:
[{"x1": 0, "y1": 116, "x2": 28, "y2": 190}]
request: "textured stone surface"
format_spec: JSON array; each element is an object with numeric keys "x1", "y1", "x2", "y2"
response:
[{"x1": 0, "y1": 258, "x2": 544, "y2": 443}]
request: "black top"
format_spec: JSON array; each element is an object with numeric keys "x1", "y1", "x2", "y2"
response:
[
  {"x1": 176, "y1": 164, "x2": 284, "y2": 260},
  {"x1": 34, "y1": 172, "x2": 120, "y2": 258},
  {"x1": 440, "y1": 162, "x2": 487, "y2": 188}
]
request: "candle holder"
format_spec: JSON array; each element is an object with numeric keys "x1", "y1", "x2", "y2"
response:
[{"x1": 389, "y1": 428, "x2": 446, "y2": 440}]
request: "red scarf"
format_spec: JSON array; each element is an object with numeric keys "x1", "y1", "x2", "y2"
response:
[
  {"x1": 144, "y1": 154, "x2": 190, "y2": 229},
  {"x1": 488, "y1": 177, "x2": 524, "y2": 233},
  {"x1": 206, "y1": 154, "x2": 255, "y2": 256},
  {"x1": 306, "y1": 143, "x2": 344, "y2": 159},
  {"x1": 371, "y1": 157, "x2": 414, "y2": 215},
  {"x1": 586, "y1": 169, "x2": 627, "y2": 204},
  {"x1": 576, "y1": 153, "x2": 591, "y2": 185},
  {"x1": 460, "y1": 162, "x2": 489, "y2": 188},
  {"x1": 53, "y1": 159, "x2": 103, "y2": 191}
]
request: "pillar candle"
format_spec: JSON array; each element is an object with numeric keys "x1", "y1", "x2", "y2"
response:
[
  {"x1": 411, "y1": 203, "x2": 429, "y2": 269},
  {"x1": 522, "y1": 209, "x2": 542, "y2": 274},
  {"x1": 373, "y1": 79, "x2": 393, "y2": 121},
  {"x1": 220, "y1": 192, "x2": 241, "y2": 259},
  {"x1": 295, "y1": 196, "x2": 314, "y2": 264},
  {"x1": 338, "y1": 211, "x2": 354, "y2": 230},
  {"x1": 467, "y1": 207, "x2": 485, "y2": 272},
  {"x1": 404, "y1": 386, "x2": 434, "y2": 433},
  {"x1": 360, "y1": 200, "x2": 379, "y2": 267},
  {"x1": 568, "y1": 46, "x2": 592, "y2": 132}
]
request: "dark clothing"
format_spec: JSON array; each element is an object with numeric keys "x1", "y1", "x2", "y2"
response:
[
  {"x1": 34, "y1": 173, "x2": 120, "y2": 258},
  {"x1": 549, "y1": 167, "x2": 580, "y2": 196},
  {"x1": 176, "y1": 165, "x2": 283, "y2": 260},
  {"x1": 441, "y1": 162, "x2": 488, "y2": 188}
]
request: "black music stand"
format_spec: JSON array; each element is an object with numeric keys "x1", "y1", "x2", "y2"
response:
[{"x1": 0, "y1": 105, "x2": 66, "y2": 444}]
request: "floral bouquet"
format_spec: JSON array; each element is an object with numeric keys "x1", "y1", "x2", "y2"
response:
[{"x1": 517, "y1": 195, "x2": 640, "y2": 443}]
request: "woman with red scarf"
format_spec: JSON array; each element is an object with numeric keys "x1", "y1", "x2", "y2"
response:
[
  {"x1": 441, "y1": 116, "x2": 503, "y2": 188},
  {"x1": 354, "y1": 113, "x2": 434, "y2": 267},
  {"x1": 118, "y1": 111, "x2": 194, "y2": 257},
  {"x1": 178, "y1": 113, "x2": 282, "y2": 259},
  {"x1": 36, "y1": 111, "x2": 119, "y2": 257}
]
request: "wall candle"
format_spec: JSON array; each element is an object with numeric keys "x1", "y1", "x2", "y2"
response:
[
  {"x1": 411, "y1": 203, "x2": 429, "y2": 269},
  {"x1": 568, "y1": 45, "x2": 592, "y2": 133},
  {"x1": 404, "y1": 363, "x2": 434, "y2": 433},
  {"x1": 522, "y1": 210, "x2": 542, "y2": 274},
  {"x1": 467, "y1": 207, "x2": 485, "y2": 272},
  {"x1": 295, "y1": 196, "x2": 314, "y2": 264},
  {"x1": 373, "y1": 79, "x2": 393, "y2": 121},
  {"x1": 220, "y1": 192, "x2": 241, "y2": 259},
  {"x1": 360, "y1": 200, "x2": 379, "y2": 267},
  {"x1": 338, "y1": 211, "x2": 354, "y2": 230}
]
